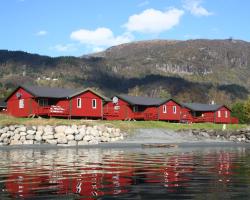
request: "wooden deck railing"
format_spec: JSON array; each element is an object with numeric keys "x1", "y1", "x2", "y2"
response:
[
  {"x1": 133, "y1": 112, "x2": 145, "y2": 119},
  {"x1": 36, "y1": 106, "x2": 51, "y2": 116},
  {"x1": 193, "y1": 116, "x2": 215, "y2": 123},
  {"x1": 144, "y1": 113, "x2": 158, "y2": 120},
  {"x1": 36, "y1": 106, "x2": 70, "y2": 116},
  {"x1": 231, "y1": 117, "x2": 239, "y2": 124}
]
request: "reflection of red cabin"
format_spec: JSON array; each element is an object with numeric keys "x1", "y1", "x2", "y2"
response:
[
  {"x1": 104, "y1": 95, "x2": 182, "y2": 121},
  {"x1": 181, "y1": 103, "x2": 238, "y2": 124},
  {"x1": 144, "y1": 155, "x2": 194, "y2": 190},
  {"x1": 58, "y1": 170, "x2": 134, "y2": 199},
  {"x1": 5, "y1": 172, "x2": 42, "y2": 198},
  {"x1": 5, "y1": 85, "x2": 107, "y2": 119},
  {"x1": 71, "y1": 173, "x2": 104, "y2": 200},
  {"x1": 206, "y1": 152, "x2": 234, "y2": 183}
]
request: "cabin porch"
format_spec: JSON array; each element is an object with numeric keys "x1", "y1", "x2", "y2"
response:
[{"x1": 34, "y1": 98, "x2": 70, "y2": 117}]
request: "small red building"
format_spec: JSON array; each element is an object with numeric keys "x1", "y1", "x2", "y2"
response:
[
  {"x1": 103, "y1": 95, "x2": 182, "y2": 121},
  {"x1": 181, "y1": 103, "x2": 237, "y2": 124},
  {"x1": 5, "y1": 85, "x2": 107, "y2": 119}
]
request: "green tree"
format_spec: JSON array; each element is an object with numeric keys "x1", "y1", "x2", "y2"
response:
[
  {"x1": 244, "y1": 98, "x2": 250, "y2": 123},
  {"x1": 231, "y1": 102, "x2": 247, "y2": 124},
  {"x1": 128, "y1": 86, "x2": 143, "y2": 96},
  {"x1": 158, "y1": 87, "x2": 171, "y2": 98}
]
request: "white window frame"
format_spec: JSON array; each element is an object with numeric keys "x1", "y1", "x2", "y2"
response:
[
  {"x1": 77, "y1": 98, "x2": 82, "y2": 108},
  {"x1": 92, "y1": 99, "x2": 97, "y2": 109},
  {"x1": 218, "y1": 111, "x2": 221, "y2": 118},
  {"x1": 173, "y1": 106, "x2": 177, "y2": 114},
  {"x1": 19, "y1": 99, "x2": 24, "y2": 109},
  {"x1": 225, "y1": 111, "x2": 228, "y2": 118},
  {"x1": 163, "y1": 105, "x2": 167, "y2": 113}
]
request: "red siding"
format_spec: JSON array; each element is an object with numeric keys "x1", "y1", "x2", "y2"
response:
[
  {"x1": 7, "y1": 88, "x2": 38, "y2": 117},
  {"x1": 180, "y1": 106, "x2": 234, "y2": 124},
  {"x1": 104, "y1": 100, "x2": 157, "y2": 121},
  {"x1": 143, "y1": 107, "x2": 158, "y2": 120},
  {"x1": 104, "y1": 99, "x2": 182, "y2": 121},
  {"x1": 158, "y1": 100, "x2": 181, "y2": 121},
  {"x1": 6, "y1": 87, "x2": 237, "y2": 123},
  {"x1": 214, "y1": 107, "x2": 231, "y2": 124},
  {"x1": 70, "y1": 91, "x2": 103, "y2": 118},
  {"x1": 47, "y1": 91, "x2": 104, "y2": 118},
  {"x1": 7, "y1": 88, "x2": 104, "y2": 119},
  {"x1": 180, "y1": 107, "x2": 193, "y2": 123},
  {"x1": 51, "y1": 99, "x2": 70, "y2": 117},
  {"x1": 104, "y1": 99, "x2": 134, "y2": 120}
]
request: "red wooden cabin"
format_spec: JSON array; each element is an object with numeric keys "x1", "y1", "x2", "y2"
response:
[
  {"x1": 181, "y1": 103, "x2": 238, "y2": 124},
  {"x1": 103, "y1": 95, "x2": 182, "y2": 121},
  {"x1": 5, "y1": 85, "x2": 107, "y2": 119}
]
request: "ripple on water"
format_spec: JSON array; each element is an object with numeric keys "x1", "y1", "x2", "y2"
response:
[{"x1": 0, "y1": 147, "x2": 250, "y2": 199}]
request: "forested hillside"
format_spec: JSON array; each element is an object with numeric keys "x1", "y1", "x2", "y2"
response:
[{"x1": 0, "y1": 39, "x2": 249, "y2": 105}]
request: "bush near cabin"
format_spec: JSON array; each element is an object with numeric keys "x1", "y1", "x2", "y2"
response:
[{"x1": 231, "y1": 98, "x2": 250, "y2": 124}]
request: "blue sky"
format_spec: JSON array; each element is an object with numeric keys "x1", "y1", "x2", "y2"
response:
[{"x1": 1, "y1": 0, "x2": 250, "y2": 57}]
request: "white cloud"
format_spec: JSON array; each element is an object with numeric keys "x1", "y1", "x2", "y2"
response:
[
  {"x1": 92, "y1": 47, "x2": 105, "y2": 53},
  {"x1": 36, "y1": 30, "x2": 48, "y2": 36},
  {"x1": 183, "y1": 0, "x2": 213, "y2": 16},
  {"x1": 51, "y1": 44, "x2": 77, "y2": 52},
  {"x1": 138, "y1": 1, "x2": 150, "y2": 7},
  {"x1": 123, "y1": 8, "x2": 184, "y2": 34},
  {"x1": 70, "y1": 27, "x2": 133, "y2": 47}
]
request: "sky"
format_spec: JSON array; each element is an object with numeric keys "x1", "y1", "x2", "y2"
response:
[{"x1": 1, "y1": 0, "x2": 250, "y2": 57}]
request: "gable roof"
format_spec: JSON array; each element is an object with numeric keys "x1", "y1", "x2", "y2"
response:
[
  {"x1": 117, "y1": 94, "x2": 179, "y2": 106},
  {"x1": 5, "y1": 85, "x2": 108, "y2": 101},
  {"x1": 68, "y1": 88, "x2": 109, "y2": 100},
  {"x1": 182, "y1": 103, "x2": 229, "y2": 112}
]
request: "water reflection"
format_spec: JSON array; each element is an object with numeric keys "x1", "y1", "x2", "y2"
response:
[{"x1": 0, "y1": 147, "x2": 249, "y2": 199}]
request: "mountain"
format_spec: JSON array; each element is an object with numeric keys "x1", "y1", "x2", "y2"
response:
[{"x1": 0, "y1": 39, "x2": 249, "y2": 105}]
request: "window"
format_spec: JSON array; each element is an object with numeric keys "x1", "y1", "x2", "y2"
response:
[
  {"x1": 77, "y1": 98, "x2": 82, "y2": 108},
  {"x1": 173, "y1": 106, "x2": 177, "y2": 114},
  {"x1": 92, "y1": 99, "x2": 97, "y2": 109},
  {"x1": 133, "y1": 105, "x2": 145, "y2": 112},
  {"x1": 38, "y1": 99, "x2": 49, "y2": 107},
  {"x1": 19, "y1": 99, "x2": 24, "y2": 109},
  {"x1": 225, "y1": 111, "x2": 228, "y2": 118},
  {"x1": 163, "y1": 105, "x2": 167, "y2": 113},
  {"x1": 218, "y1": 111, "x2": 221, "y2": 118}
]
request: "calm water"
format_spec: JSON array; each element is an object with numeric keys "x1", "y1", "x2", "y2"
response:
[{"x1": 0, "y1": 146, "x2": 250, "y2": 200}]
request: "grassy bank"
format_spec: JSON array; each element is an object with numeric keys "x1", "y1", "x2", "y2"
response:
[{"x1": 0, "y1": 114, "x2": 247, "y2": 132}]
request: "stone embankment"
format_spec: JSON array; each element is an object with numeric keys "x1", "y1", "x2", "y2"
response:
[
  {"x1": 0, "y1": 125, "x2": 125, "y2": 146},
  {"x1": 177, "y1": 128, "x2": 250, "y2": 143}
]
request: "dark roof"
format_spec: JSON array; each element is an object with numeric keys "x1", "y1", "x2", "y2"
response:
[
  {"x1": 117, "y1": 94, "x2": 171, "y2": 106},
  {"x1": 5, "y1": 85, "x2": 108, "y2": 101},
  {"x1": 22, "y1": 85, "x2": 79, "y2": 98},
  {"x1": 182, "y1": 103, "x2": 224, "y2": 112}
]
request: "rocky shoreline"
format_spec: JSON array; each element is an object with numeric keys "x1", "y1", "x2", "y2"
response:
[
  {"x1": 0, "y1": 125, "x2": 125, "y2": 146},
  {"x1": 1, "y1": 124, "x2": 250, "y2": 146},
  {"x1": 177, "y1": 128, "x2": 250, "y2": 143}
]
